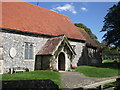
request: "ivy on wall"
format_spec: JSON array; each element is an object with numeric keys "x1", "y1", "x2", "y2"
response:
[
  {"x1": 54, "y1": 37, "x2": 75, "y2": 61},
  {"x1": 44, "y1": 37, "x2": 75, "y2": 66}
]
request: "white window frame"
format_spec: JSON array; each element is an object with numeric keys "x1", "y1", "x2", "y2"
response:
[{"x1": 24, "y1": 42, "x2": 34, "y2": 61}]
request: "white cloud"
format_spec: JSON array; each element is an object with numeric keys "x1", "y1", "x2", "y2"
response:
[
  {"x1": 81, "y1": 7, "x2": 88, "y2": 11},
  {"x1": 50, "y1": 9, "x2": 58, "y2": 13},
  {"x1": 52, "y1": 4, "x2": 77, "y2": 14}
]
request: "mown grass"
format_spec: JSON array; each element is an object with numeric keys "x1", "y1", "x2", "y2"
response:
[
  {"x1": 102, "y1": 59, "x2": 120, "y2": 63},
  {"x1": 103, "y1": 80, "x2": 120, "y2": 89},
  {"x1": 1, "y1": 70, "x2": 62, "y2": 88},
  {"x1": 76, "y1": 65, "x2": 119, "y2": 78}
]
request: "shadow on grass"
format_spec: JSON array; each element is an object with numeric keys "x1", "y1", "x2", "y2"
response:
[
  {"x1": 1, "y1": 79, "x2": 59, "y2": 89},
  {"x1": 90, "y1": 62, "x2": 120, "y2": 70}
]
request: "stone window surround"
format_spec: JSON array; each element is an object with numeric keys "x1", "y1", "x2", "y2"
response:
[
  {"x1": 71, "y1": 45, "x2": 76, "y2": 51},
  {"x1": 23, "y1": 42, "x2": 35, "y2": 61}
]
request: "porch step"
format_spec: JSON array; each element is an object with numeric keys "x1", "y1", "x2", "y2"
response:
[{"x1": 59, "y1": 71, "x2": 66, "y2": 72}]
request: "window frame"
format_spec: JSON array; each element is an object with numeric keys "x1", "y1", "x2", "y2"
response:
[{"x1": 24, "y1": 42, "x2": 34, "y2": 60}]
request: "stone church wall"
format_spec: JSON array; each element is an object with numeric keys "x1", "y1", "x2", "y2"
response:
[
  {"x1": 0, "y1": 32, "x2": 48, "y2": 73},
  {"x1": 69, "y1": 41, "x2": 101, "y2": 66},
  {"x1": 0, "y1": 31, "x2": 101, "y2": 73},
  {"x1": 0, "y1": 36, "x2": 3, "y2": 74},
  {"x1": 69, "y1": 41, "x2": 85, "y2": 67}
]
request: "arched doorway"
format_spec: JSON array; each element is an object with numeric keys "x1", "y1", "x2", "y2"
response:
[{"x1": 58, "y1": 52, "x2": 65, "y2": 70}]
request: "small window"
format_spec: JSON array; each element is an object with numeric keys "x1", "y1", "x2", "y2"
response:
[
  {"x1": 24, "y1": 43, "x2": 34, "y2": 59},
  {"x1": 29, "y1": 44, "x2": 33, "y2": 59}
]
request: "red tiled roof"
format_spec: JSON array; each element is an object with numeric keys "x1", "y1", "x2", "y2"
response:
[
  {"x1": 37, "y1": 36, "x2": 76, "y2": 55},
  {"x1": 37, "y1": 36, "x2": 63, "y2": 55},
  {"x1": 77, "y1": 28, "x2": 97, "y2": 47},
  {"x1": 2, "y1": 2, "x2": 86, "y2": 41}
]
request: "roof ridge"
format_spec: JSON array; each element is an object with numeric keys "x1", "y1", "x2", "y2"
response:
[
  {"x1": 76, "y1": 27, "x2": 90, "y2": 34},
  {"x1": 22, "y1": 1, "x2": 68, "y2": 18},
  {"x1": 76, "y1": 27, "x2": 97, "y2": 47},
  {"x1": 3, "y1": 2, "x2": 86, "y2": 41},
  {"x1": 76, "y1": 27, "x2": 85, "y2": 31}
]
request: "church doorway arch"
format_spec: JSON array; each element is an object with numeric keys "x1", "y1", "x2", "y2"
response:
[{"x1": 58, "y1": 52, "x2": 65, "y2": 70}]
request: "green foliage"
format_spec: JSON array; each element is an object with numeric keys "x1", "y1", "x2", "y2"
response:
[
  {"x1": 54, "y1": 37, "x2": 75, "y2": 61},
  {"x1": 102, "y1": 47, "x2": 119, "y2": 55},
  {"x1": 54, "y1": 38, "x2": 66, "y2": 59},
  {"x1": 1, "y1": 70, "x2": 62, "y2": 88},
  {"x1": 103, "y1": 80, "x2": 120, "y2": 89},
  {"x1": 74, "y1": 23, "x2": 98, "y2": 40},
  {"x1": 76, "y1": 66, "x2": 118, "y2": 77},
  {"x1": 101, "y1": 2, "x2": 120, "y2": 47},
  {"x1": 74, "y1": 23, "x2": 103, "y2": 47},
  {"x1": 102, "y1": 59, "x2": 120, "y2": 63},
  {"x1": 102, "y1": 47, "x2": 111, "y2": 55}
]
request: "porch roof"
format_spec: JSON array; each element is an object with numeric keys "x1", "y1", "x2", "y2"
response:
[{"x1": 37, "y1": 35, "x2": 76, "y2": 55}]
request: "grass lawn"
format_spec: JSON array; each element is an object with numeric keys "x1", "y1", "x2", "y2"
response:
[
  {"x1": 0, "y1": 70, "x2": 62, "y2": 88},
  {"x1": 76, "y1": 65, "x2": 119, "y2": 78},
  {"x1": 103, "y1": 80, "x2": 120, "y2": 89},
  {"x1": 102, "y1": 59, "x2": 120, "y2": 63}
]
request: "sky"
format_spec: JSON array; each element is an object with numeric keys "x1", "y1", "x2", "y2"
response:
[{"x1": 27, "y1": 1, "x2": 118, "y2": 42}]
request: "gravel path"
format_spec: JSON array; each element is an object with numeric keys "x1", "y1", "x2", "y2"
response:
[{"x1": 60, "y1": 72, "x2": 118, "y2": 89}]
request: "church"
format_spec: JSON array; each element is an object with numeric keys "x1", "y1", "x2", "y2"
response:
[{"x1": 0, "y1": 2, "x2": 101, "y2": 74}]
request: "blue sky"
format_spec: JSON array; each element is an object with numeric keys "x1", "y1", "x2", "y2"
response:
[{"x1": 28, "y1": 2, "x2": 118, "y2": 42}]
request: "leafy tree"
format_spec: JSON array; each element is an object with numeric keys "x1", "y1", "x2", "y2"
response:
[
  {"x1": 101, "y1": 2, "x2": 120, "y2": 47},
  {"x1": 75, "y1": 23, "x2": 98, "y2": 40},
  {"x1": 102, "y1": 47, "x2": 119, "y2": 55},
  {"x1": 102, "y1": 47, "x2": 111, "y2": 55},
  {"x1": 74, "y1": 23, "x2": 103, "y2": 47}
]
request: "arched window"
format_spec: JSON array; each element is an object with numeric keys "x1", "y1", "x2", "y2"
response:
[
  {"x1": 29, "y1": 44, "x2": 33, "y2": 59},
  {"x1": 25, "y1": 43, "x2": 29, "y2": 59},
  {"x1": 24, "y1": 43, "x2": 33, "y2": 59}
]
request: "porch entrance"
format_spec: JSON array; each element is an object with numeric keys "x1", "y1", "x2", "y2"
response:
[{"x1": 58, "y1": 52, "x2": 65, "y2": 71}]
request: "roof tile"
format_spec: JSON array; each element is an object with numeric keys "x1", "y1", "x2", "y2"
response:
[
  {"x1": 77, "y1": 27, "x2": 97, "y2": 47},
  {"x1": 2, "y1": 2, "x2": 86, "y2": 41},
  {"x1": 37, "y1": 36, "x2": 63, "y2": 55}
]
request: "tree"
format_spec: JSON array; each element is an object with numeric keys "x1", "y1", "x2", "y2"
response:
[
  {"x1": 75, "y1": 23, "x2": 98, "y2": 40},
  {"x1": 74, "y1": 23, "x2": 103, "y2": 47},
  {"x1": 101, "y1": 2, "x2": 120, "y2": 47},
  {"x1": 102, "y1": 46, "x2": 119, "y2": 55}
]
